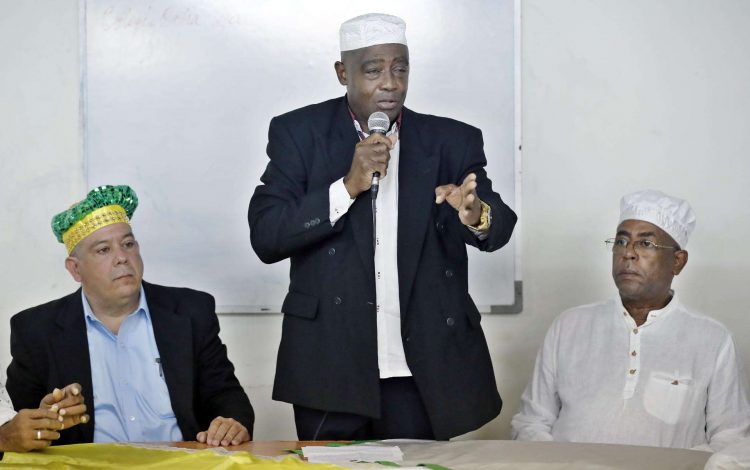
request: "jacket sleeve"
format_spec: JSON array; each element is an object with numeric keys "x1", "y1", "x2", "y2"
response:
[
  {"x1": 6, "y1": 316, "x2": 48, "y2": 412},
  {"x1": 248, "y1": 116, "x2": 346, "y2": 264},
  {"x1": 457, "y1": 126, "x2": 517, "y2": 252},
  {"x1": 511, "y1": 320, "x2": 561, "y2": 441},
  {"x1": 193, "y1": 294, "x2": 255, "y2": 437}
]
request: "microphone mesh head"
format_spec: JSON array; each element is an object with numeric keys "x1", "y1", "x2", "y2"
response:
[{"x1": 367, "y1": 112, "x2": 390, "y2": 134}]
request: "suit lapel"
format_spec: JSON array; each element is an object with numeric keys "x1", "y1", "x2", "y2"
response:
[
  {"x1": 52, "y1": 289, "x2": 95, "y2": 442},
  {"x1": 325, "y1": 97, "x2": 376, "y2": 279},
  {"x1": 397, "y1": 109, "x2": 440, "y2": 316},
  {"x1": 143, "y1": 282, "x2": 194, "y2": 430}
]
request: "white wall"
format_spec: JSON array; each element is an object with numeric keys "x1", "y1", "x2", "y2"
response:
[
  {"x1": 0, "y1": 0, "x2": 85, "y2": 369},
  {"x1": 2, "y1": 0, "x2": 749, "y2": 440}
]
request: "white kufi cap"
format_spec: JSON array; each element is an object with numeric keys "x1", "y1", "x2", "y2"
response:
[
  {"x1": 619, "y1": 189, "x2": 696, "y2": 248},
  {"x1": 340, "y1": 13, "x2": 407, "y2": 52}
]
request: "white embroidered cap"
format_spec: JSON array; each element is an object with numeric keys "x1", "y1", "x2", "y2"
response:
[
  {"x1": 619, "y1": 189, "x2": 696, "y2": 248},
  {"x1": 339, "y1": 13, "x2": 407, "y2": 52}
]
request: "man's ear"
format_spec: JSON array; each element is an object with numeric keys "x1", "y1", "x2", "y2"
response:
[
  {"x1": 673, "y1": 250, "x2": 688, "y2": 276},
  {"x1": 65, "y1": 256, "x2": 83, "y2": 283},
  {"x1": 334, "y1": 61, "x2": 347, "y2": 85}
]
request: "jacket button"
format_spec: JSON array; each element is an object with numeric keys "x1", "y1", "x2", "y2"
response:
[
  {"x1": 313, "y1": 217, "x2": 321, "y2": 224},
  {"x1": 328, "y1": 247, "x2": 336, "y2": 256},
  {"x1": 304, "y1": 222, "x2": 311, "y2": 229},
  {"x1": 446, "y1": 317, "x2": 455, "y2": 326},
  {"x1": 333, "y1": 296, "x2": 342, "y2": 305},
  {"x1": 405, "y1": 336, "x2": 411, "y2": 342},
  {"x1": 445, "y1": 269, "x2": 453, "y2": 278},
  {"x1": 436, "y1": 222, "x2": 444, "y2": 231}
]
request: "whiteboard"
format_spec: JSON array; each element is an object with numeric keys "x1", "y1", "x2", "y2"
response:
[{"x1": 83, "y1": 0, "x2": 519, "y2": 313}]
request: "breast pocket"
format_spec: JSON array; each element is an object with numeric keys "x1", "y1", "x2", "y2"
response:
[
  {"x1": 134, "y1": 362, "x2": 177, "y2": 420},
  {"x1": 643, "y1": 371, "x2": 693, "y2": 424}
]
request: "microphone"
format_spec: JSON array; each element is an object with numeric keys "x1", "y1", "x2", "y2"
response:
[{"x1": 367, "y1": 111, "x2": 390, "y2": 199}]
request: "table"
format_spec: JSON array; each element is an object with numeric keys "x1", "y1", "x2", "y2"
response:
[
  {"x1": 179, "y1": 439, "x2": 711, "y2": 469},
  {"x1": 2, "y1": 440, "x2": 713, "y2": 469}
]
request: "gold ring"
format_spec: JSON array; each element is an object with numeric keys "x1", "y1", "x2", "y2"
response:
[{"x1": 36, "y1": 430, "x2": 42, "y2": 440}]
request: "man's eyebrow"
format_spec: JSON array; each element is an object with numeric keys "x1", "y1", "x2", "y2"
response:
[
  {"x1": 360, "y1": 58, "x2": 385, "y2": 68},
  {"x1": 90, "y1": 239, "x2": 110, "y2": 249},
  {"x1": 636, "y1": 231, "x2": 657, "y2": 238},
  {"x1": 616, "y1": 230, "x2": 658, "y2": 238}
]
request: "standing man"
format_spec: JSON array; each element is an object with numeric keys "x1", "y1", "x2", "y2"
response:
[
  {"x1": 249, "y1": 13, "x2": 517, "y2": 440},
  {"x1": 512, "y1": 190, "x2": 750, "y2": 450},
  {"x1": 8, "y1": 185, "x2": 254, "y2": 446}
]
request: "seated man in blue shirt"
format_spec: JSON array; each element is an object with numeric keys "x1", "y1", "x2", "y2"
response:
[{"x1": 7, "y1": 185, "x2": 254, "y2": 446}]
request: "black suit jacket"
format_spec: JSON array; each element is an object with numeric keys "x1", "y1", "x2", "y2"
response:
[
  {"x1": 6, "y1": 281, "x2": 254, "y2": 445},
  {"x1": 248, "y1": 96, "x2": 517, "y2": 439}
]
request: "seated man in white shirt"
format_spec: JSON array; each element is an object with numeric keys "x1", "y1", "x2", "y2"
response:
[
  {"x1": 1, "y1": 380, "x2": 88, "y2": 453},
  {"x1": 512, "y1": 189, "x2": 750, "y2": 451}
]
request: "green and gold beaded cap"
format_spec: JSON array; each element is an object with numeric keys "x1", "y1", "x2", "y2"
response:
[{"x1": 52, "y1": 185, "x2": 138, "y2": 253}]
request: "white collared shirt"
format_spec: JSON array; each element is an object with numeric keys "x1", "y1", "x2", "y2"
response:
[
  {"x1": 511, "y1": 293, "x2": 750, "y2": 451},
  {"x1": 0, "y1": 370, "x2": 16, "y2": 426},
  {"x1": 329, "y1": 122, "x2": 411, "y2": 378}
]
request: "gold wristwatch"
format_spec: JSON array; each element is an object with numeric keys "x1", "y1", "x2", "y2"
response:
[{"x1": 469, "y1": 201, "x2": 492, "y2": 231}]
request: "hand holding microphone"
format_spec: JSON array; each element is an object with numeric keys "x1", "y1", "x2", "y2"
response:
[{"x1": 343, "y1": 112, "x2": 396, "y2": 199}]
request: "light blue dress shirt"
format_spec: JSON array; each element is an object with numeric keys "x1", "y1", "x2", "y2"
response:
[{"x1": 82, "y1": 287, "x2": 183, "y2": 442}]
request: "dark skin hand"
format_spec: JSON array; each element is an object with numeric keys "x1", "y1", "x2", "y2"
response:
[
  {"x1": 0, "y1": 384, "x2": 89, "y2": 452},
  {"x1": 343, "y1": 133, "x2": 398, "y2": 198},
  {"x1": 435, "y1": 173, "x2": 484, "y2": 227}
]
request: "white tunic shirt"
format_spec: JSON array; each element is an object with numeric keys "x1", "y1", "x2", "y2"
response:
[
  {"x1": 1, "y1": 370, "x2": 17, "y2": 426},
  {"x1": 511, "y1": 293, "x2": 750, "y2": 451}
]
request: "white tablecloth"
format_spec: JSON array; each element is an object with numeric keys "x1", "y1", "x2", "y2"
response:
[{"x1": 378, "y1": 440, "x2": 711, "y2": 470}]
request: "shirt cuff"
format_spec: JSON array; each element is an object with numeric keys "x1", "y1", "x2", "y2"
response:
[
  {"x1": 329, "y1": 177, "x2": 355, "y2": 225},
  {"x1": 0, "y1": 408, "x2": 16, "y2": 427}
]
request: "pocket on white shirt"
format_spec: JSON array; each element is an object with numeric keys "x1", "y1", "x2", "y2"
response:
[{"x1": 643, "y1": 371, "x2": 693, "y2": 424}]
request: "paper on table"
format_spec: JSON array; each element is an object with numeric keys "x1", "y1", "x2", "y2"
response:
[{"x1": 302, "y1": 444, "x2": 403, "y2": 464}]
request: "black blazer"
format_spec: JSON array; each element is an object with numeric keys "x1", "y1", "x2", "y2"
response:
[
  {"x1": 6, "y1": 281, "x2": 254, "y2": 444},
  {"x1": 248, "y1": 96, "x2": 517, "y2": 439}
]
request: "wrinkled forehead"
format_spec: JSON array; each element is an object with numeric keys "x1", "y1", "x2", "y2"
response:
[
  {"x1": 616, "y1": 219, "x2": 677, "y2": 245},
  {"x1": 78, "y1": 222, "x2": 135, "y2": 248},
  {"x1": 343, "y1": 43, "x2": 409, "y2": 65}
]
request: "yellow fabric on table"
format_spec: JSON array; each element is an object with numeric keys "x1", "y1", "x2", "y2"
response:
[{"x1": 0, "y1": 443, "x2": 344, "y2": 469}]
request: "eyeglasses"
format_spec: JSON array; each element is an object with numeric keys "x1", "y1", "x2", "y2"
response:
[{"x1": 605, "y1": 238, "x2": 679, "y2": 256}]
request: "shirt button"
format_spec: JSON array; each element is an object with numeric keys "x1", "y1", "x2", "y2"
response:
[
  {"x1": 631, "y1": 350, "x2": 637, "y2": 357},
  {"x1": 333, "y1": 296, "x2": 342, "y2": 305},
  {"x1": 446, "y1": 317, "x2": 455, "y2": 327},
  {"x1": 129, "y1": 416, "x2": 136, "y2": 421},
  {"x1": 629, "y1": 369, "x2": 637, "y2": 375},
  {"x1": 623, "y1": 311, "x2": 628, "y2": 316},
  {"x1": 632, "y1": 328, "x2": 639, "y2": 334},
  {"x1": 328, "y1": 247, "x2": 336, "y2": 256},
  {"x1": 445, "y1": 269, "x2": 453, "y2": 278}
]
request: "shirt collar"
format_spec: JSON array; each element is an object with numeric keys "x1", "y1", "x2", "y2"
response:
[
  {"x1": 82, "y1": 285, "x2": 150, "y2": 326},
  {"x1": 615, "y1": 290, "x2": 679, "y2": 327},
  {"x1": 346, "y1": 101, "x2": 402, "y2": 141}
]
